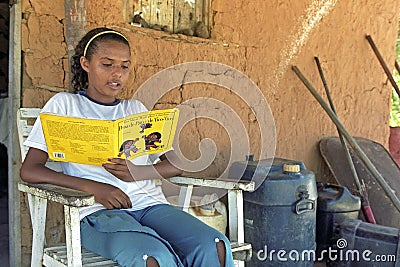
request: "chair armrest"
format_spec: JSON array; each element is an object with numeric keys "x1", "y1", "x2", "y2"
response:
[
  {"x1": 168, "y1": 176, "x2": 255, "y2": 192},
  {"x1": 18, "y1": 182, "x2": 95, "y2": 207}
]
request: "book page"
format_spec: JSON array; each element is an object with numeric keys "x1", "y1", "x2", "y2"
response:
[
  {"x1": 40, "y1": 113, "x2": 115, "y2": 165},
  {"x1": 117, "y1": 108, "x2": 179, "y2": 160}
]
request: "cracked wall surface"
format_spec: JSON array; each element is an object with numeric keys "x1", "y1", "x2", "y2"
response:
[
  {"x1": 22, "y1": 0, "x2": 66, "y2": 107},
  {"x1": 19, "y1": 0, "x2": 400, "y2": 263}
]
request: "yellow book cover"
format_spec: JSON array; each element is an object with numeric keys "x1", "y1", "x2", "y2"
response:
[{"x1": 40, "y1": 108, "x2": 179, "y2": 166}]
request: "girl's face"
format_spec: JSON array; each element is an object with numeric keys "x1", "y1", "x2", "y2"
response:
[{"x1": 80, "y1": 40, "x2": 131, "y2": 104}]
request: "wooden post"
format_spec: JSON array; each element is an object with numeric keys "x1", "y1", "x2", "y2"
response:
[
  {"x1": 122, "y1": 0, "x2": 134, "y2": 23},
  {"x1": 64, "y1": 0, "x2": 86, "y2": 91},
  {"x1": 8, "y1": 0, "x2": 22, "y2": 266}
]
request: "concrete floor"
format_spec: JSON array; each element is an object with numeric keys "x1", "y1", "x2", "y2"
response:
[{"x1": 0, "y1": 192, "x2": 9, "y2": 267}]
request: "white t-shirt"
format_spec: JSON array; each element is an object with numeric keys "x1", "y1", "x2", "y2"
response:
[{"x1": 24, "y1": 92, "x2": 169, "y2": 219}]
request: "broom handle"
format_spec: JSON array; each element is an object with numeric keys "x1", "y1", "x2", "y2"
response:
[
  {"x1": 292, "y1": 65, "x2": 400, "y2": 213},
  {"x1": 314, "y1": 57, "x2": 376, "y2": 223},
  {"x1": 314, "y1": 57, "x2": 362, "y2": 192}
]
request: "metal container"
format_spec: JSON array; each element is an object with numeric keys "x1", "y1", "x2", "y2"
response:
[
  {"x1": 231, "y1": 158, "x2": 317, "y2": 266},
  {"x1": 333, "y1": 219, "x2": 400, "y2": 266},
  {"x1": 316, "y1": 183, "x2": 361, "y2": 259}
]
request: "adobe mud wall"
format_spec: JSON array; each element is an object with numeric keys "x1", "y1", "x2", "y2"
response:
[{"x1": 19, "y1": 0, "x2": 400, "y2": 264}]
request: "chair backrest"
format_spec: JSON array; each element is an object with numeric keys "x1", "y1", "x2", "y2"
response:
[
  {"x1": 17, "y1": 108, "x2": 62, "y2": 171},
  {"x1": 17, "y1": 108, "x2": 41, "y2": 161}
]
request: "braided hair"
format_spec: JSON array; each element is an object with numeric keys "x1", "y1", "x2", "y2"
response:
[{"x1": 70, "y1": 27, "x2": 130, "y2": 93}]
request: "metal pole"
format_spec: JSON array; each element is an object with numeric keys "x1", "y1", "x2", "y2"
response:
[{"x1": 292, "y1": 65, "x2": 400, "y2": 213}]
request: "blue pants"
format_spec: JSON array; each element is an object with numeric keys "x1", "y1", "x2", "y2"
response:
[{"x1": 80, "y1": 204, "x2": 234, "y2": 267}]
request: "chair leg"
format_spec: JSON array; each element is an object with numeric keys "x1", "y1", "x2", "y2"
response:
[
  {"x1": 227, "y1": 189, "x2": 245, "y2": 243},
  {"x1": 64, "y1": 206, "x2": 83, "y2": 267},
  {"x1": 228, "y1": 189, "x2": 245, "y2": 267},
  {"x1": 177, "y1": 184, "x2": 194, "y2": 212},
  {"x1": 28, "y1": 194, "x2": 47, "y2": 267}
]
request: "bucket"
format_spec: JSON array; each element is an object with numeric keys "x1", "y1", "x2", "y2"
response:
[
  {"x1": 230, "y1": 157, "x2": 317, "y2": 266},
  {"x1": 316, "y1": 183, "x2": 361, "y2": 261},
  {"x1": 166, "y1": 195, "x2": 227, "y2": 235}
]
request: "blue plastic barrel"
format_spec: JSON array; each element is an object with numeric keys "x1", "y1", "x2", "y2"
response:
[{"x1": 230, "y1": 157, "x2": 317, "y2": 266}]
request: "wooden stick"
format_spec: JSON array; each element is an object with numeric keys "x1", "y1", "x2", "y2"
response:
[
  {"x1": 292, "y1": 65, "x2": 400, "y2": 213},
  {"x1": 366, "y1": 35, "x2": 400, "y2": 98},
  {"x1": 395, "y1": 60, "x2": 400, "y2": 77},
  {"x1": 314, "y1": 57, "x2": 376, "y2": 223}
]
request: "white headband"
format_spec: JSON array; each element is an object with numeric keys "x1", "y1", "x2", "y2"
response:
[{"x1": 83, "y1": 30, "x2": 128, "y2": 57}]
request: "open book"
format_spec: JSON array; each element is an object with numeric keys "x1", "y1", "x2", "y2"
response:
[{"x1": 40, "y1": 108, "x2": 179, "y2": 166}]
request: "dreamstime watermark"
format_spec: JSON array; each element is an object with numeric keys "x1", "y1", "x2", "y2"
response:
[{"x1": 256, "y1": 238, "x2": 397, "y2": 263}]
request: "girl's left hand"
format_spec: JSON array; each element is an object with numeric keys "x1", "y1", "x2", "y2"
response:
[
  {"x1": 103, "y1": 151, "x2": 183, "y2": 182},
  {"x1": 103, "y1": 158, "x2": 137, "y2": 182}
]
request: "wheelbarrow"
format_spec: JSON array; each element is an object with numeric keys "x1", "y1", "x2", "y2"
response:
[{"x1": 319, "y1": 136, "x2": 400, "y2": 228}]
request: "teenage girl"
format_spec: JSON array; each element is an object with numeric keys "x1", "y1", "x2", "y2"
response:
[{"x1": 20, "y1": 27, "x2": 234, "y2": 267}]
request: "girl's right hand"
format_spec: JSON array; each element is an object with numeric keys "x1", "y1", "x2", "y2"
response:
[
  {"x1": 90, "y1": 182, "x2": 132, "y2": 209},
  {"x1": 21, "y1": 148, "x2": 132, "y2": 210}
]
